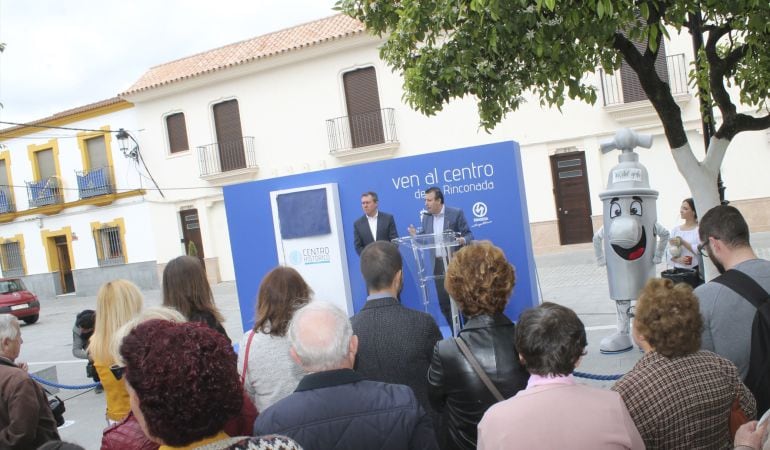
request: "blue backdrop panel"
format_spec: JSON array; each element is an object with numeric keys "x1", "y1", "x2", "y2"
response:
[{"x1": 224, "y1": 140, "x2": 539, "y2": 333}]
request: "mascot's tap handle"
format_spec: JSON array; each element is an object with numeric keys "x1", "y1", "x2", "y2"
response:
[{"x1": 600, "y1": 128, "x2": 653, "y2": 154}]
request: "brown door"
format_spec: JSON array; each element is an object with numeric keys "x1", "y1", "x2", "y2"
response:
[
  {"x1": 550, "y1": 152, "x2": 593, "y2": 245},
  {"x1": 180, "y1": 210, "x2": 205, "y2": 265},
  {"x1": 213, "y1": 100, "x2": 246, "y2": 172},
  {"x1": 54, "y1": 236, "x2": 75, "y2": 294},
  {"x1": 343, "y1": 67, "x2": 384, "y2": 148}
]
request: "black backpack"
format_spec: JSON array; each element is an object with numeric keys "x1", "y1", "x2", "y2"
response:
[{"x1": 713, "y1": 269, "x2": 770, "y2": 416}]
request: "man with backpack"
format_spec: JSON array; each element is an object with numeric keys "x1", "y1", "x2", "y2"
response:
[
  {"x1": 695, "y1": 205, "x2": 770, "y2": 414},
  {"x1": 72, "y1": 309, "x2": 102, "y2": 393}
]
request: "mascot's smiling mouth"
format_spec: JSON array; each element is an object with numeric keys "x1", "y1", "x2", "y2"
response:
[{"x1": 611, "y1": 227, "x2": 647, "y2": 261}]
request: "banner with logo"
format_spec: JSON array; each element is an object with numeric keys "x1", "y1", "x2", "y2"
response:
[{"x1": 225, "y1": 141, "x2": 538, "y2": 333}]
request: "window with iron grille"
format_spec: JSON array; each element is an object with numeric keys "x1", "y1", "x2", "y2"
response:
[
  {"x1": 166, "y1": 112, "x2": 190, "y2": 154},
  {"x1": 620, "y1": 40, "x2": 668, "y2": 103},
  {"x1": 93, "y1": 226, "x2": 125, "y2": 266},
  {"x1": 0, "y1": 241, "x2": 25, "y2": 276}
]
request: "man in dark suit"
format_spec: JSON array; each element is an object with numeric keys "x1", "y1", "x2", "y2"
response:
[
  {"x1": 408, "y1": 187, "x2": 473, "y2": 329},
  {"x1": 351, "y1": 241, "x2": 442, "y2": 428},
  {"x1": 353, "y1": 191, "x2": 399, "y2": 255}
]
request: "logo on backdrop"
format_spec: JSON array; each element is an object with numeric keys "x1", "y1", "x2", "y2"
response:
[
  {"x1": 472, "y1": 201, "x2": 492, "y2": 228},
  {"x1": 472, "y1": 202, "x2": 488, "y2": 217},
  {"x1": 289, "y1": 247, "x2": 331, "y2": 265}
]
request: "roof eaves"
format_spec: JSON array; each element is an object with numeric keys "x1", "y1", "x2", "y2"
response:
[{"x1": 120, "y1": 18, "x2": 366, "y2": 96}]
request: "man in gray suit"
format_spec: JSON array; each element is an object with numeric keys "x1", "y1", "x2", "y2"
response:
[
  {"x1": 408, "y1": 187, "x2": 473, "y2": 328},
  {"x1": 353, "y1": 191, "x2": 399, "y2": 255},
  {"x1": 351, "y1": 241, "x2": 442, "y2": 423}
]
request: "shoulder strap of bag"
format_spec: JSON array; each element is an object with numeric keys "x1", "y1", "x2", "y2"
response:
[
  {"x1": 455, "y1": 337, "x2": 504, "y2": 402},
  {"x1": 240, "y1": 330, "x2": 256, "y2": 386},
  {"x1": 712, "y1": 269, "x2": 770, "y2": 309}
]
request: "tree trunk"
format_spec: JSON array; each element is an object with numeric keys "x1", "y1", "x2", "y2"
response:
[{"x1": 669, "y1": 137, "x2": 730, "y2": 280}]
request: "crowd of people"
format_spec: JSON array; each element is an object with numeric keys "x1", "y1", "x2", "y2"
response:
[{"x1": 0, "y1": 199, "x2": 768, "y2": 449}]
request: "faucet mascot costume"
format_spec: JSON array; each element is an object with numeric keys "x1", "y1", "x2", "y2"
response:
[{"x1": 593, "y1": 129, "x2": 668, "y2": 353}]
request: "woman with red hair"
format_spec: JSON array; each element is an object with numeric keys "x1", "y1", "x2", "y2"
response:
[{"x1": 119, "y1": 320, "x2": 243, "y2": 448}]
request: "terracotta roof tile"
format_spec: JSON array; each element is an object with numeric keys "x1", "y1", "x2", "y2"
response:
[
  {"x1": 122, "y1": 14, "x2": 365, "y2": 95},
  {"x1": 0, "y1": 97, "x2": 129, "y2": 136}
]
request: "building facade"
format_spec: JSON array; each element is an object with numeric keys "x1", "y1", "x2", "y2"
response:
[
  {"x1": 119, "y1": 14, "x2": 770, "y2": 282},
  {"x1": 0, "y1": 99, "x2": 159, "y2": 298}
]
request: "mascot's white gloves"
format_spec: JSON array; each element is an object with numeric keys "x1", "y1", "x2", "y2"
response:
[
  {"x1": 593, "y1": 227, "x2": 606, "y2": 267},
  {"x1": 653, "y1": 222, "x2": 670, "y2": 265}
]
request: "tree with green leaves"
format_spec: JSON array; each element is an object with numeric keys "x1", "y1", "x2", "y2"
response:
[{"x1": 337, "y1": 0, "x2": 770, "y2": 218}]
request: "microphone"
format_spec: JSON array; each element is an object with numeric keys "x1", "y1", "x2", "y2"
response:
[{"x1": 420, "y1": 210, "x2": 430, "y2": 216}]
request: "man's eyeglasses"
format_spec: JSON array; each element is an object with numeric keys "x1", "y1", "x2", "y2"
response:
[
  {"x1": 697, "y1": 241, "x2": 710, "y2": 258},
  {"x1": 110, "y1": 364, "x2": 126, "y2": 380}
]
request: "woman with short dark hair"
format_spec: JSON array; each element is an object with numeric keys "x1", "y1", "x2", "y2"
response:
[
  {"x1": 427, "y1": 241, "x2": 529, "y2": 450},
  {"x1": 612, "y1": 278, "x2": 755, "y2": 448},
  {"x1": 162, "y1": 255, "x2": 229, "y2": 341},
  {"x1": 238, "y1": 266, "x2": 312, "y2": 410},
  {"x1": 120, "y1": 320, "x2": 243, "y2": 448},
  {"x1": 478, "y1": 302, "x2": 644, "y2": 449}
]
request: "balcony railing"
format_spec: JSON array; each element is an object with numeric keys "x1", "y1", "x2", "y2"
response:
[
  {"x1": 326, "y1": 108, "x2": 398, "y2": 154},
  {"x1": 197, "y1": 136, "x2": 257, "y2": 177},
  {"x1": 26, "y1": 176, "x2": 63, "y2": 208},
  {"x1": 0, "y1": 186, "x2": 15, "y2": 214},
  {"x1": 600, "y1": 53, "x2": 688, "y2": 106},
  {"x1": 76, "y1": 166, "x2": 113, "y2": 199}
]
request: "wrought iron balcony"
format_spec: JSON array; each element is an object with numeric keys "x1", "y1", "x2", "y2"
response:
[
  {"x1": 326, "y1": 108, "x2": 398, "y2": 154},
  {"x1": 26, "y1": 176, "x2": 63, "y2": 208},
  {"x1": 599, "y1": 53, "x2": 689, "y2": 106},
  {"x1": 0, "y1": 186, "x2": 15, "y2": 214},
  {"x1": 76, "y1": 166, "x2": 113, "y2": 199},
  {"x1": 197, "y1": 136, "x2": 257, "y2": 177}
]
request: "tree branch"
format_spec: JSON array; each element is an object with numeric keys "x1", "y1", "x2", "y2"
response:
[
  {"x1": 612, "y1": 32, "x2": 688, "y2": 148},
  {"x1": 717, "y1": 112, "x2": 770, "y2": 140},
  {"x1": 704, "y1": 24, "x2": 738, "y2": 128}
]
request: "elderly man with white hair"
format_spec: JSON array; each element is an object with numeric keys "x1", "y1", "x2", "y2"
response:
[
  {"x1": 0, "y1": 314, "x2": 60, "y2": 449},
  {"x1": 253, "y1": 301, "x2": 438, "y2": 450}
]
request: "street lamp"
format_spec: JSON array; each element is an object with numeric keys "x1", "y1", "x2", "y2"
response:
[
  {"x1": 113, "y1": 128, "x2": 165, "y2": 198},
  {"x1": 116, "y1": 128, "x2": 138, "y2": 160}
]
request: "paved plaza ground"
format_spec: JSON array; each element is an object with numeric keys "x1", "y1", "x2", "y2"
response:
[{"x1": 18, "y1": 231, "x2": 770, "y2": 448}]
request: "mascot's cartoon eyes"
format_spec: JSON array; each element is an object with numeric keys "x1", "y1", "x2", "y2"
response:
[
  {"x1": 610, "y1": 201, "x2": 621, "y2": 218},
  {"x1": 630, "y1": 200, "x2": 643, "y2": 216}
]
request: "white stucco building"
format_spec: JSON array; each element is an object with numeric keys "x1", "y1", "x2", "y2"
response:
[
  {"x1": 114, "y1": 14, "x2": 770, "y2": 282},
  {"x1": 0, "y1": 99, "x2": 159, "y2": 297}
]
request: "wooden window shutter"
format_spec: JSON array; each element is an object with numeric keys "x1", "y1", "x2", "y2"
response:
[
  {"x1": 212, "y1": 100, "x2": 246, "y2": 172},
  {"x1": 621, "y1": 40, "x2": 668, "y2": 103},
  {"x1": 166, "y1": 113, "x2": 190, "y2": 153},
  {"x1": 343, "y1": 67, "x2": 384, "y2": 148}
]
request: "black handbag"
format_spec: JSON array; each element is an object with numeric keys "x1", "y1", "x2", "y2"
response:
[
  {"x1": 661, "y1": 267, "x2": 703, "y2": 289},
  {"x1": 44, "y1": 388, "x2": 65, "y2": 427}
]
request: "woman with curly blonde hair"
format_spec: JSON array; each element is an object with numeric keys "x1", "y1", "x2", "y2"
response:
[
  {"x1": 613, "y1": 278, "x2": 756, "y2": 448},
  {"x1": 88, "y1": 279, "x2": 143, "y2": 425},
  {"x1": 427, "y1": 241, "x2": 529, "y2": 450}
]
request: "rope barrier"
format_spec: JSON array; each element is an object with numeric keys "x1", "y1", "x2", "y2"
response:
[
  {"x1": 30, "y1": 374, "x2": 101, "y2": 390},
  {"x1": 573, "y1": 371, "x2": 624, "y2": 381}
]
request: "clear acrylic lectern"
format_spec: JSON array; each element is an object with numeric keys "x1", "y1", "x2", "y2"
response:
[{"x1": 393, "y1": 231, "x2": 463, "y2": 336}]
